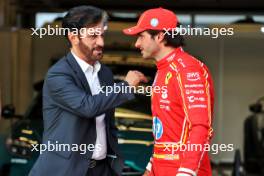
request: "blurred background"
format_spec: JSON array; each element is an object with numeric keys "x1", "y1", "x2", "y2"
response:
[{"x1": 0, "y1": 0, "x2": 264, "y2": 175}]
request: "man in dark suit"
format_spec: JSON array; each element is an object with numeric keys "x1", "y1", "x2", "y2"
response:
[{"x1": 29, "y1": 5, "x2": 147, "y2": 176}]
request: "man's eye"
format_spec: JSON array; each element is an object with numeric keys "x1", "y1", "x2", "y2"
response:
[{"x1": 90, "y1": 34, "x2": 97, "y2": 39}]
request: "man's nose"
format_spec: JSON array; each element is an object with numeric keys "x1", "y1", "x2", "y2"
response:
[
  {"x1": 135, "y1": 38, "x2": 140, "y2": 48},
  {"x1": 96, "y1": 35, "x2": 104, "y2": 47}
]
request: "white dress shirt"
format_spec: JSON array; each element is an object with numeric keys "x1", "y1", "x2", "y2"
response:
[{"x1": 71, "y1": 51, "x2": 107, "y2": 160}]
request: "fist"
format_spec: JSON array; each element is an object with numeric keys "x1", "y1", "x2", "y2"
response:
[{"x1": 125, "y1": 70, "x2": 148, "y2": 86}]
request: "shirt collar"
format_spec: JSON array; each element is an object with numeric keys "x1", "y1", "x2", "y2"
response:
[{"x1": 71, "y1": 50, "x2": 101, "y2": 74}]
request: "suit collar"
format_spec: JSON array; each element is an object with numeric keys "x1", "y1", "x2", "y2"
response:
[
  {"x1": 71, "y1": 51, "x2": 101, "y2": 75},
  {"x1": 66, "y1": 52, "x2": 109, "y2": 92},
  {"x1": 97, "y1": 65, "x2": 108, "y2": 87},
  {"x1": 65, "y1": 52, "x2": 91, "y2": 93}
]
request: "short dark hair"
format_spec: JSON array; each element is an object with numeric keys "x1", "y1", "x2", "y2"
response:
[
  {"x1": 62, "y1": 5, "x2": 107, "y2": 46},
  {"x1": 145, "y1": 24, "x2": 185, "y2": 48}
]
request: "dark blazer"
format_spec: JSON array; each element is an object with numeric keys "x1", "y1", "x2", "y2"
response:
[{"x1": 29, "y1": 52, "x2": 134, "y2": 176}]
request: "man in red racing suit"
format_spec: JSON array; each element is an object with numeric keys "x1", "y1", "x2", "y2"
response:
[
  {"x1": 149, "y1": 47, "x2": 214, "y2": 176},
  {"x1": 123, "y1": 8, "x2": 215, "y2": 176}
]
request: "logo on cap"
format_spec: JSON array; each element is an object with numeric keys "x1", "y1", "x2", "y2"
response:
[{"x1": 150, "y1": 18, "x2": 159, "y2": 27}]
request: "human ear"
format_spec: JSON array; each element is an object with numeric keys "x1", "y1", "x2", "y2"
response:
[
  {"x1": 68, "y1": 32, "x2": 79, "y2": 46},
  {"x1": 156, "y1": 32, "x2": 165, "y2": 43}
]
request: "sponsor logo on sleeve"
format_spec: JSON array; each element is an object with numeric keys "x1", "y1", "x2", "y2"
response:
[
  {"x1": 177, "y1": 58, "x2": 186, "y2": 68},
  {"x1": 160, "y1": 99, "x2": 170, "y2": 104},
  {"x1": 185, "y1": 89, "x2": 204, "y2": 95},
  {"x1": 186, "y1": 72, "x2": 200, "y2": 81},
  {"x1": 166, "y1": 53, "x2": 176, "y2": 62},
  {"x1": 188, "y1": 104, "x2": 207, "y2": 109},
  {"x1": 160, "y1": 105, "x2": 170, "y2": 111},
  {"x1": 184, "y1": 84, "x2": 204, "y2": 88},
  {"x1": 165, "y1": 72, "x2": 172, "y2": 85},
  {"x1": 187, "y1": 96, "x2": 205, "y2": 103},
  {"x1": 153, "y1": 117, "x2": 163, "y2": 140},
  {"x1": 161, "y1": 92, "x2": 168, "y2": 99}
]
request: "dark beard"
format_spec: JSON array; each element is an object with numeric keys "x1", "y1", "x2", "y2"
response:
[{"x1": 78, "y1": 39, "x2": 103, "y2": 63}]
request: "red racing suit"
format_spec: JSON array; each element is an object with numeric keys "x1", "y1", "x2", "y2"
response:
[{"x1": 148, "y1": 47, "x2": 214, "y2": 176}]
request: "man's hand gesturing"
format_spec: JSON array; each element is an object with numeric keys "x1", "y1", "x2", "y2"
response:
[{"x1": 125, "y1": 70, "x2": 148, "y2": 86}]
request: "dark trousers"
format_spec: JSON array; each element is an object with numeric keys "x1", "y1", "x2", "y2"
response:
[{"x1": 86, "y1": 159, "x2": 114, "y2": 176}]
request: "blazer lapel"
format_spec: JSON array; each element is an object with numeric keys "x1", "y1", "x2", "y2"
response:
[
  {"x1": 98, "y1": 65, "x2": 111, "y2": 127},
  {"x1": 98, "y1": 65, "x2": 108, "y2": 88},
  {"x1": 65, "y1": 52, "x2": 91, "y2": 94}
]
